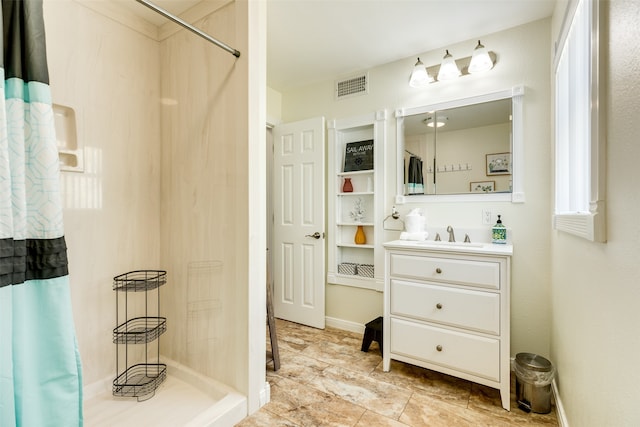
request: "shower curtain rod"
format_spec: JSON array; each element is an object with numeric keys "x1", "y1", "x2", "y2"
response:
[
  {"x1": 405, "y1": 149, "x2": 421, "y2": 160},
  {"x1": 135, "y1": 0, "x2": 241, "y2": 58}
]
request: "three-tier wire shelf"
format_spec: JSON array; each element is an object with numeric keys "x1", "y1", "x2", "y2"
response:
[{"x1": 112, "y1": 270, "x2": 167, "y2": 401}]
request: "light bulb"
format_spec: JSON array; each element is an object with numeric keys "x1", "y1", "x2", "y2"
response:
[
  {"x1": 468, "y1": 40, "x2": 494, "y2": 73},
  {"x1": 437, "y1": 50, "x2": 461, "y2": 81},
  {"x1": 409, "y1": 58, "x2": 433, "y2": 88}
]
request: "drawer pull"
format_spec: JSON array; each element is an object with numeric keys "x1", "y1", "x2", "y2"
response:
[
  {"x1": 435, "y1": 268, "x2": 442, "y2": 274},
  {"x1": 436, "y1": 345, "x2": 443, "y2": 352},
  {"x1": 436, "y1": 303, "x2": 443, "y2": 309}
]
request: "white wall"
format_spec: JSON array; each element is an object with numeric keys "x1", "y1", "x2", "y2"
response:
[
  {"x1": 550, "y1": 1, "x2": 640, "y2": 425},
  {"x1": 267, "y1": 86, "x2": 282, "y2": 125},
  {"x1": 45, "y1": 0, "x2": 162, "y2": 386},
  {"x1": 430, "y1": 123, "x2": 512, "y2": 193},
  {"x1": 279, "y1": 19, "x2": 552, "y2": 357}
]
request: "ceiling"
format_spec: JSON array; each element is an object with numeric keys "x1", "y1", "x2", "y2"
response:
[
  {"x1": 124, "y1": 0, "x2": 557, "y2": 92},
  {"x1": 123, "y1": 0, "x2": 200, "y2": 25}
]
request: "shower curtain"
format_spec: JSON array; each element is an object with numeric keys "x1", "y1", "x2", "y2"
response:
[
  {"x1": 407, "y1": 155, "x2": 424, "y2": 194},
  {"x1": 0, "y1": 1, "x2": 83, "y2": 426}
]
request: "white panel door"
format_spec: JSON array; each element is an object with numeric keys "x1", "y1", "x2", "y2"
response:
[{"x1": 272, "y1": 117, "x2": 325, "y2": 329}]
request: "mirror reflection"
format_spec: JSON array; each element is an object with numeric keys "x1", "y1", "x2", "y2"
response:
[{"x1": 403, "y1": 98, "x2": 512, "y2": 195}]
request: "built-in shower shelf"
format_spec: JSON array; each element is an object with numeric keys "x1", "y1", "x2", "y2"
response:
[
  {"x1": 54, "y1": 103, "x2": 84, "y2": 172},
  {"x1": 112, "y1": 317, "x2": 167, "y2": 344},
  {"x1": 113, "y1": 270, "x2": 167, "y2": 292},
  {"x1": 113, "y1": 270, "x2": 167, "y2": 400},
  {"x1": 112, "y1": 363, "x2": 167, "y2": 401}
]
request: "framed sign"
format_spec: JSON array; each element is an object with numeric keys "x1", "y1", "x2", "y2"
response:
[
  {"x1": 486, "y1": 152, "x2": 512, "y2": 175},
  {"x1": 343, "y1": 139, "x2": 374, "y2": 172},
  {"x1": 470, "y1": 181, "x2": 495, "y2": 193}
]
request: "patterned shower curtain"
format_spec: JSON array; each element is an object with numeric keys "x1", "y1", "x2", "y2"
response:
[{"x1": 0, "y1": 1, "x2": 83, "y2": 426}]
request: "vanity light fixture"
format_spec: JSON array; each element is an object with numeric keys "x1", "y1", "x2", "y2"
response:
[
  {"x1": 468, "y1": 40, "x2": 494, "y2": 73},
  {"x1": 437, "y1": 50, "x2": 461, "y2": 81},
  {"x1": 408, "y1": 57, "x2": 434, "y2": 88},
  {"x1": 408, "y1": 40, "x2": 496, "y2": 87}
]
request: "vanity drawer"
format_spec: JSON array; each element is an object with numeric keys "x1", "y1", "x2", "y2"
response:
[
  {"x1": 390, "y1": 279, "x2": 500, "y2": 335},
  {"x1": 389, "y1": 253, "x2": 500, "y2": 289},
  {"x1": 390, "y1": 317, "x2": 500, "y2": 382}
]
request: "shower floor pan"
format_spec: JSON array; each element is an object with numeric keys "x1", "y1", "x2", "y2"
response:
[{"x1": 84, "y1": 359, "x2": 246, "y2": 427}]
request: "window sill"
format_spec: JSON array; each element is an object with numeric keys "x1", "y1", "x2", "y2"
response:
[{"x1": 554, "y1": 203, "x2": 606, "y2": 242}]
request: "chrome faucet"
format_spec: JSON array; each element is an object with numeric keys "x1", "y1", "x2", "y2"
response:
[{"x1": 446, "y1": 225, "x2": 455, "y2": 242}]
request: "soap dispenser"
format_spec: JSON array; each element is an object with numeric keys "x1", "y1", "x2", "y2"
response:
[{"x1": 492, "y1": 214, "x2": 507, "y2": 244}]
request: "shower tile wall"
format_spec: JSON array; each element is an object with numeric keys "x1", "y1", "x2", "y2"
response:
[
  {"x1": 158, "y1": 0, "x2": 250, "y2": 392},
  {"x1": 44, "y1": 0, "x2": 162, "y2": 387},
  {"x1": 43, "y1": 0, "x2": 252, "y2": 399}
]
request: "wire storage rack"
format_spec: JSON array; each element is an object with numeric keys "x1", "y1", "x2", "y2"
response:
[{"x1": 112, "y1": 270, "x2": 167, "y2": 401}]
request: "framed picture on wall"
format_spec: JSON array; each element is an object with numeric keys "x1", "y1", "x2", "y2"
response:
[
  {"x1": 470, "y1": 181, "x2": 495, "y2": 193},
  {"x1": 486, "y1": 152, "x2": 512, "y2": 175},
  {"x1": 344, "y1": 140, "x2": 374, "y2": 172}
]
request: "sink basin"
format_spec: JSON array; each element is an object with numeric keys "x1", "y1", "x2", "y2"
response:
[
  {"x1": 415, "y1": 241, "x2": 485, "y2": 248},
  {"x1": 384, "y1": 239, "x2": 513, "y2": 256}
]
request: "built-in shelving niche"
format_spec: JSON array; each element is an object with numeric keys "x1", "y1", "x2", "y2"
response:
[
  {"x1": 327, "y1": 110, "x2": 386, "y2": 292},
  {"x1": 54, "y1": 103, "x2": 83, "y2": 172}
]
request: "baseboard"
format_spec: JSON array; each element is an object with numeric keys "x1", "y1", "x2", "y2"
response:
[
  {"x1": 259, "y1": 381, "x2": 271, "y2": 407},
  {"x1": 552, "y1": 379, "x2": 569, "y2": 427},
  {"x1": 325, "y1": 316, "x2": 365, "y2": 334}
]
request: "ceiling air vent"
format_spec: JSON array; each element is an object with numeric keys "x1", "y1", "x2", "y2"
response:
[{"x1": 335, "y1": 73, "x2": 368, "y2": 100}]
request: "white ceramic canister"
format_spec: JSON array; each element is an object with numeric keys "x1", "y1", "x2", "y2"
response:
[{"x1": 405, "y1": 209, "x2": 426, "y2": 233}]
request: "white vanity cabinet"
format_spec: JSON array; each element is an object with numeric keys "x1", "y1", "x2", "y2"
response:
[{"x1": 383, "y1": 240, "x2": 512, "y2": 411}]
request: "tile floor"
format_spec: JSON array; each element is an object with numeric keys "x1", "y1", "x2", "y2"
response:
[{"x1": 237, "y1": 319, "x2": 559, "y2": 427}]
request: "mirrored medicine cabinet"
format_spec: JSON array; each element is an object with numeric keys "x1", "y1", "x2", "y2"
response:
[{"x1": 395, "y1": 86, "x2": 525, "y2": 203}]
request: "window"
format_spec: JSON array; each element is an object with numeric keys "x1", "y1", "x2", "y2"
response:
[{"x1": 554, "y1": 0, "x2": 606, "y2": 242}]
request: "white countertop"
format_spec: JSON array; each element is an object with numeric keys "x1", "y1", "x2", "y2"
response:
[{"x1": 383, "y1": 239, "x2": 513, "y2": 256}]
